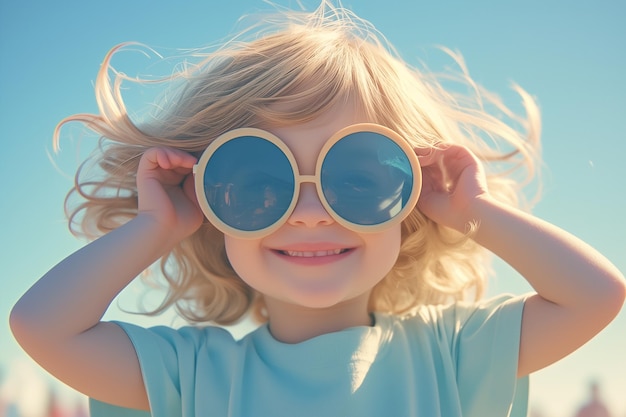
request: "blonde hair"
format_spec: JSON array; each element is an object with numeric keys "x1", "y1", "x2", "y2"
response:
[{"x1": 57, "y1": 1, "x2": 540, "y2": 324}]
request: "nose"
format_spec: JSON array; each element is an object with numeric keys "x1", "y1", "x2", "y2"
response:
[{"x1": 287, "y1": 183, "x2": 334, "y2": 228}]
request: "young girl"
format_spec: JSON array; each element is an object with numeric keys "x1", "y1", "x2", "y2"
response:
[{"x1": 10, "y1": 2, "x2": 625, "y2": 416}]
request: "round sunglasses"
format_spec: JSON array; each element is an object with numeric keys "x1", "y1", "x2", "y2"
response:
[{"x1": 193, "y1": 123, "x2": 422, "y2": 238}]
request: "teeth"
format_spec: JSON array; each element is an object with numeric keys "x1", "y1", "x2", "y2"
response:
[{"x1": 283, "y1": 249, "x2": 346, "y2": 257}]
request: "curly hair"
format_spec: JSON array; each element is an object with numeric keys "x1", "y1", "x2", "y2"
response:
[{"x1": 56, "y1": 1, "x2": 541, "y2": 325}]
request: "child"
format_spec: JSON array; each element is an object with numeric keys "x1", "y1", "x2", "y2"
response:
[{"x1": 10, "y1": 2, "x2": 625, "y2": 416}]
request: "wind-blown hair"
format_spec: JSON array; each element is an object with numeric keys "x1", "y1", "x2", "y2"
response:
[{"x1": 56, "y1": 1, "x2": 541, "y2": 325}]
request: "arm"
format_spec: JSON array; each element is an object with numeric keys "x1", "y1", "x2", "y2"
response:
[
  {"x1": 417, "y1": 145, "x2": 626, "y2": 377},
  {"x1": 10, "y1": 147, "x2": 203, "y2": 410}
]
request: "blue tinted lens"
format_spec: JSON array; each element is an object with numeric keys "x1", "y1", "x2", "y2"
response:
[
  {"x1": 321, "y1": 132, "x2": 413, "y2": 225},
  {"x1": 203, "y1": 136, "x2": 295, "y2": 231}
]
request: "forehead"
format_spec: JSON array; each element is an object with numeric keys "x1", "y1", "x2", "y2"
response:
[{"x1": 266, "y1": 103, "x2": 370, "y2": 174}]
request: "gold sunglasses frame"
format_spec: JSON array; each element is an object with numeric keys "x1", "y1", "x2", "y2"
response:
[{"x1": 193, "y1": 123, "x2": 422, "y2": 239}]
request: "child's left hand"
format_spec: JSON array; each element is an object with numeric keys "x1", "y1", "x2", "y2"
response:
[
  {"x1": 417, "y1": 145, "x2": 625, "y2": 378},
  {"x1": 416, "y1": 144, "x2": 489, "y2": 231}
]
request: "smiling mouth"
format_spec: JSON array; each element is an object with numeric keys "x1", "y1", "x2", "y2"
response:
[{"x1": 277, "y1": 249, "x2": 351, "y2": 258}]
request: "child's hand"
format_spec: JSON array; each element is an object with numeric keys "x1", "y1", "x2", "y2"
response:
[
  {"x1": 136, "y1": 147, "x2": 204, "y2": 240},
  {"x1": 416, "y1": 144, "x2": 489, "y2": 231}
]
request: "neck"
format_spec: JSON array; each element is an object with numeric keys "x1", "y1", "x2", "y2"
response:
[{"x1": 264, "y1": 294, "x2": 373, "y2": 344}]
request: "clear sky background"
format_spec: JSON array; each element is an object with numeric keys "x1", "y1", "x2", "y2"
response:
[{"x1": 1, "y1": 1, "x2": 625, "y2": 416}]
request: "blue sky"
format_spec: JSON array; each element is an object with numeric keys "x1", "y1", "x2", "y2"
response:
[{"x1": 1, "y1": 1, "x2": 625, "y2": 415}]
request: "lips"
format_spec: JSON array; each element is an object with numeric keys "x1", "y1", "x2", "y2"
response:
[
  {"x1": 274, "y1": 245, "x2": 353, "y2": 261},
  {"x1": 279, "y1": 248, "x2": 350, "y2": 257}
]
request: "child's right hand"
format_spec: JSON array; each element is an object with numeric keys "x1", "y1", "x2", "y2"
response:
[
  {"x1": 8, "y1": 147, "x2": 206, "y2": 411},
  {"x1": 136, "y1": 147, "x2": 204, "y2": 242}
]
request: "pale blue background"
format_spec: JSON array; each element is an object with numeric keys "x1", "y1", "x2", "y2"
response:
[{"x1": 1, "y1": 1, "x2": 624, "y2": 416}]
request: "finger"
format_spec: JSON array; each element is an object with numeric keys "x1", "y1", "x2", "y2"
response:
[
  {"x1": 142, "y1": 147, "x2": 197, "y2": 171},
  {"x1": 156, "y1": 147, "x2": 197, "y2": 170},
  {"x1": 182, "y1": 173, "x2": 200, "y2": 208},
  {"x1": 417, "y1": 152, "x2": 437, "y2": 168},
  {"x1": 415, "y1": 144, "x2": 450, "y2": 167}
]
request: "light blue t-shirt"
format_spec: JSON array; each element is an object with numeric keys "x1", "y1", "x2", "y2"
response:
[{"x1": 91, "y1": 294, "x2": 529, "y2": 417}]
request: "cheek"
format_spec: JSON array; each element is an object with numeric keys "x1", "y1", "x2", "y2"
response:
[
  {"x1": 364, "y1": 226, "x2": 402, "y2": 276},
  {"x1": 224, "y1": 235, "x2": 238, "y2": 264},
  {"x1": 224, "y1": 226, "x2": 403, "y2": 297},
  {"x1": 224, "y1": 235, "x2": 247, "y2": 272},
  {"x1": 224, "y1": 236, "x2": 263, "y2": 286}
]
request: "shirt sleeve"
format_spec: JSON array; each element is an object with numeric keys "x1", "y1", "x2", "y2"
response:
[
  {"x1": 444, "y1": 294, "x2": 530, "y2": 417},
  {"x1": 89, "y1": 321, "x2": 232, "y2": 417}
]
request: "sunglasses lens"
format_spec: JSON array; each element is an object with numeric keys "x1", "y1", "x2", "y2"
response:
[
  {"x1": 321, "y1": 132, "x2": 414, "y2": 226},
  {"x1": 203, "y1": 136, "x2": 295, "y2": 232}
]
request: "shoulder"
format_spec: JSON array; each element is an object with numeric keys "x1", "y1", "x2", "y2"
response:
[
  {"x1": 382, "y1": 293, "x2": 530, "y2": 359},
  {"x1": 400, "y1": 293, "x2": 528, "y2": 330},
  {"x1": 384, "y1": 294, "x2": 531, "y2": 417},
  {"x1": 114, "y1": 321, "x2": 240, "y2": 361},
  {"x1": 90, "y1": 322, "x2": 244, "y2": 417}
]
